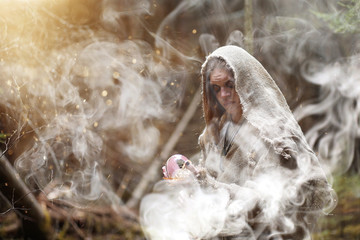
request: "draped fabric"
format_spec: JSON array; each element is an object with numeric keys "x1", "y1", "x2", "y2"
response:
[{"x1": 199, "y1": 46, "x2": 335, "y2": 239}]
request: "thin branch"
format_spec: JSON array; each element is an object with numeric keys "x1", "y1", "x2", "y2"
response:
[
  {"x1": 0, "y1": 155, "x2": 52, "y2": 238},
  {"x1": 126, "y1": 86, "x2": 202, "y2": 208},
  {"x1": 0, "y1": 188, "x2": 31, "y2": 215}
]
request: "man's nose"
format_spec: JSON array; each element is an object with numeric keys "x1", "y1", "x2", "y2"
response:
[{"x1": 220, "y1": 87, "x2": 231, "y2": 98}]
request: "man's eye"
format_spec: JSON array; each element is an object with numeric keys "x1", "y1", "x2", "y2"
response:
[
  {"x1": 226, "y1": 81, "x2": 234, "y2": 88},
  {"x1": 212, "y1": 85, "x2": 220, "y2": 93}
]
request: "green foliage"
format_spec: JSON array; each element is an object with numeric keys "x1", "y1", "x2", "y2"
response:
[
  {"x1": 312, "y1": 0, "x2": 360, "y2": 33},
  {"x1": 313, "y1": 173, "x2": 360, "y2": 239},
  {"x1": 0, "y1": 133, "x2": 8, "y2": 144}
]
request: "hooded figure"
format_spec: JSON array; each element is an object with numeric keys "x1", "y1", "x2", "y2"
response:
[
  {"x1": 140, "y1": 46, "x2": 335, "y2": 240},
  {"x1": 198, "y1": 45, "x2": 335, "y2": 239}
]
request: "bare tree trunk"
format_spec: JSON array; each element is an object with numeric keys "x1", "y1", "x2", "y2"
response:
[
  {"x1": 244, "y1": 0, "x2": 254, "y2": 54},
  {"x1": 126, "y1": 87, "x2": 202, "y2": 208}
]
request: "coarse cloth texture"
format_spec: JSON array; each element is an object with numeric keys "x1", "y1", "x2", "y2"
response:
[{"x1": 198, "y1": 45, "x2": 336, "y2": 239}]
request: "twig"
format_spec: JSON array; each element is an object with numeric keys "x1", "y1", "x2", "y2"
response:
[
  {"x1": 0, "y1": 188, "x2": 31, "y2": 216},
  {"x1": 117, "y1": 171, "x2": 133, "y2": 199},
  {"x1": 0, "y1": 155, "x2": 52, "y2": 238},
  {"x1": 39, "y1": 195, "x2": 142, "y2": 239}
]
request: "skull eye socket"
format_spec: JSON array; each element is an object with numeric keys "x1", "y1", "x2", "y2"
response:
[
  {"x1": 176, "y1": 159, "x2": 186, "y2": 168},
  {"x1": 176, "y1": 159, "x2": 191, "y2": 169}
]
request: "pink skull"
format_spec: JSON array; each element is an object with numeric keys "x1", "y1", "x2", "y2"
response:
[{"x1": 162, "y1": 154, "x2": 193, "y2": 179}]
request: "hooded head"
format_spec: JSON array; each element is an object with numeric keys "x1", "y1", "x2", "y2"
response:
[
  {"x1": 201, "y1": 45, "x2": 307, "y2": 159},
  {"x1": 203, "y1": 57, "x2": 243, "y2": 124}
]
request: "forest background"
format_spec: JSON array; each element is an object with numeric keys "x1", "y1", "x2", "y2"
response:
[{"x1": 0, "y1": 0, "x2": 359, "y2": 239}]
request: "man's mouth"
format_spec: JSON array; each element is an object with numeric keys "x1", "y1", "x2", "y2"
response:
[{"x1": 222, "y1": 101, "x2": 233, "y2": 107}]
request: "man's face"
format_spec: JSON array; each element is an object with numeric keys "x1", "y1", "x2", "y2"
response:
[{"x1": 210, "y1": 68, "x2": 242, "y2": 122}]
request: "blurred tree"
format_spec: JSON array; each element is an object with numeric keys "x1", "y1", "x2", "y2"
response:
[
  {"x1": 313, "y1": 174, "x2": 360, "y2": 239},
  {"x1": 312, "y1": 0, "x2": 360, "y2": 34}
]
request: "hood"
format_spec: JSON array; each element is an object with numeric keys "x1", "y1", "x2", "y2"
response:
[{"x1": 201, "y1": 45, "x2": 313, "y2": 159}]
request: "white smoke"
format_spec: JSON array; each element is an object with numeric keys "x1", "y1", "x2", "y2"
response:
[
  {"x1": 140, "y1": 177, "x2": 231, "y2": 240},
  {"x1": 141, "y1": 120, "x2": 336, "y2": 239},
  {"x1": 294, "y1": 56, "x2": 360, "y2": 174},
  {"x1": 140, "y1": 0, "x2": 354, "y2": 239},
  {"x1": 0, "y1": 0, "x2": 195, "y2": 209},
  {"x1": 253, "y1": 1, "x2": 360, "y2": 175},
  {"x1": 0, "y1": 0, "x2": 357, "y2": 238}
]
